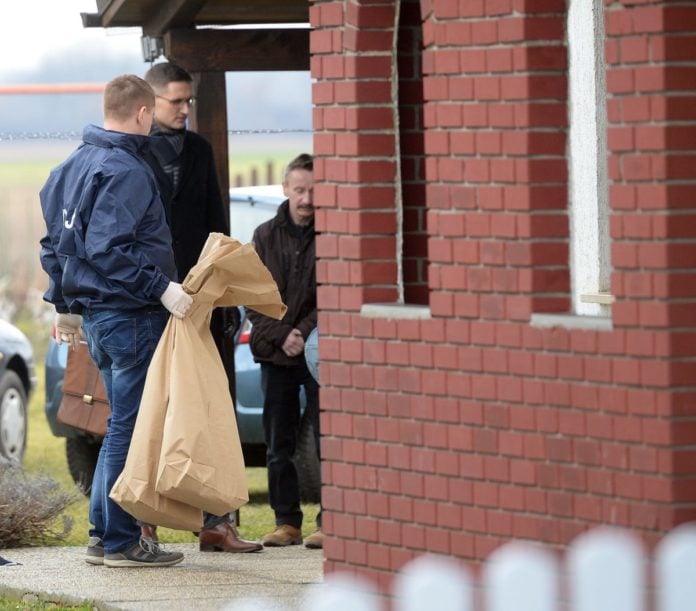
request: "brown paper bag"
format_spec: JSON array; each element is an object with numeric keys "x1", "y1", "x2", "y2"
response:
[
  {"x1": 111, "y1": 234, "x2": 286, "y2": 528},
  {"x1": 154, "y1": 311, "x2": 248, "y2": 514}
]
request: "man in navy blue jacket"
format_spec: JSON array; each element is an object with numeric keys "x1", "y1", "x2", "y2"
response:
[{"x1": 39, "y1": 74, "x2": 191, "y2": 568}]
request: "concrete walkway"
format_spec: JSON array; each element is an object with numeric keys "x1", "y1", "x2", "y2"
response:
[{"x1": 0, "y1": 543, "x2": 323, "y2": 610}]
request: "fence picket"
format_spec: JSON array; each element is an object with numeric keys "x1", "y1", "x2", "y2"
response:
[
  {"x1": 394, "y1": 555, "x2": 473, "y2": 611},
  {"x1": 228, "y1": 524, "x2": 696, "y2": 610},
  {"x1": 567, "y1": 528, "x2": 644, "y2": 611},
  {"x1": 484, "y1": 543, "x2": 557, "y2": 611},
  {"x1": 656, "y1": 523, "x2": 696, "y2": 611}
]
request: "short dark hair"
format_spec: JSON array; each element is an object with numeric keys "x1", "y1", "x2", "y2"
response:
[
  {"x1": 284, "y1": 153, "x2": 313, "y2": 181},
  {"x1": 144, "y1": 62, "x2": 193, "y2": 91},
  {"x1": 103, "y1": 75, "x2": 154, "y2": 122}
]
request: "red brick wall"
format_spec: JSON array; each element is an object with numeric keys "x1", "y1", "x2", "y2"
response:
[{"x1": 310, "y1": 0, "x2": 696, "y2": 591}]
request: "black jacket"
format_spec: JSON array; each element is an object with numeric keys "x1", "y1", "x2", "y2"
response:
[
  {"x1": 145, "y1": 130, "x2": 229, "y2": 280},
  {"x1": 248, "y1": 201, "x2": 317, "y2": 367}
]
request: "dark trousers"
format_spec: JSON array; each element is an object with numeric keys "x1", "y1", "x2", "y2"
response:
[
  {"x1": 261, "y1": 362, "x2": 320, "y2": 529},
  {"x1": 203, "y1": 307, "x2": 242, "y2": 531}
]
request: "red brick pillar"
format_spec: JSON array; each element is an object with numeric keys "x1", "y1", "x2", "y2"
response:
[
  {"x1": 311, "y1": 0, "x2": 403, "y2": 582},
  {"x1": 312, "y1": 0, "x2": 400, "y2": 314},
  {"x1": 605, "y1": 0, "x2": 696, "y2": 534}
]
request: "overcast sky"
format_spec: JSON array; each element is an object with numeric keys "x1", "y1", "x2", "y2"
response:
[
  {"x1": 0, "y1": 2, "x2": 312, "y2": 138},
  {"x1": 0, "y1": 1, "x2": 141, "y2": 79}
]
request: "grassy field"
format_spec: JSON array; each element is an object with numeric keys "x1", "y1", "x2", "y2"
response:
[
  {"x1": 3, "y1": 142, "x2": 318, "y2": 549},
  {"x1": 0, "y1": 143, "x2": 303, "y2": 319},
  {"x1": 0, "y1": 601, "x2": 94, "y2": 610}
]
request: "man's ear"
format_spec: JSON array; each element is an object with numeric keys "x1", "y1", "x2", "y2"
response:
[{"x1": 136, "y1": 105, "x2": 150, "y2": 126}]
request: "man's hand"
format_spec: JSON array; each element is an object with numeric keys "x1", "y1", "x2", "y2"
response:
[
  {"x1": 160, "y1": 282, "x2": 193, "y2": 319},
  {"x1": 55, "y1": 313, "x2": 82, "y2": 350},
  {"x1": 282, "y1": 328, "x2": 305, "y2": 357}
]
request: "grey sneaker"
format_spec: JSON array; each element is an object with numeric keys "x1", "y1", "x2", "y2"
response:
[
  {"x1": 85, "y1": 536, "x2": 104, "y2": 565},
  {"x1": 103, "y1": 537, "x2": 184, "y2": 568}
]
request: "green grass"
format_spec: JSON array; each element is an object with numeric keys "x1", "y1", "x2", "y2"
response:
[
  {"x1": 0, "y1": 162, "x2": 56, "y2": 187},
  {"x1": 0, "y1": 151, "x2": 302, "y2": 188},
  {"x1": 0, "y1": 600, "x2": 94, "y2": 610}
]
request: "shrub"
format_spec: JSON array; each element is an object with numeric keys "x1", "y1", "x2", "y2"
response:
[{"x1": 0, "y1": 457, "x2": 80, "y2": 547}]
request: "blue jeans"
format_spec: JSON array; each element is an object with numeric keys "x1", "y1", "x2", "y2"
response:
[{"x1": 82, "y1": 307, "x2": 169, "y2": 554}]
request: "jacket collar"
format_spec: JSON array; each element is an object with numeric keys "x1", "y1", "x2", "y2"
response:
[
  {"x1": 273, "y1": 200, "x2": 315, "y2": 230},
  {"x1": 82, "y1": 124, "x2": 150, "y2": 156},
  {"x1": 272, "y1": 201, "x2": 291, "y2": 227}
]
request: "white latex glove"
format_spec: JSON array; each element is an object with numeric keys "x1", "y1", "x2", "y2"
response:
[
  {"x1": 55, "y1": 313, "x2": 83, "y2": 350},
  {"x1": 160, "y1": 282, "x2": 193, "y2": 319}
]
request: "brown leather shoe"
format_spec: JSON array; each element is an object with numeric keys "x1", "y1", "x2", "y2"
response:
[
  {"x1": 199, "y1": 522, "x2": 263, "y2": 553},
  {"x1": 261, "y1": 524, "x2": 303, "y2": 547},
  {"x1": 304, "y1": 528, "x2": 324, "y2": 549}
]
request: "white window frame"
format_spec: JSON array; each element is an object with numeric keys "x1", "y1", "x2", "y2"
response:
[{"x1": 567, "y1": 0, "x2": 611, "y2": 316}]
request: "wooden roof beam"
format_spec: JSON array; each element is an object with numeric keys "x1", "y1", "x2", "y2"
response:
[
  {"x1": 91, "y1": 0, "x2": 129, "y2": 28},
  {"x1": 164, "y1": 28, "x2": 310, "y2": 72},
  {"x1": 143, "y1": 0, "x2": 207, "y2": 36}
]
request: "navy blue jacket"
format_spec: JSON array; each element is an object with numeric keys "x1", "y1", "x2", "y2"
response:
[{"x1": 39, "y1": 125, "x2": 176, "y2": 314}]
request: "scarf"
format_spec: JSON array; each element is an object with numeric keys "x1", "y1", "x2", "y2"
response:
[{"x1": 149, "y1": 124, "x2": 186, "y2": 192}]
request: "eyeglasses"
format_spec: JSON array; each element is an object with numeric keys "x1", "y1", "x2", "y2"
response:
[{"x1": 156, "y1": 95, "x2": 196, "y2": 108}]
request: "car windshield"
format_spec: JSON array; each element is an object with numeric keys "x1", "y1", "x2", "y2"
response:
[{"x1": 228, "y1": 185, "x2": 284, "y2": 244}]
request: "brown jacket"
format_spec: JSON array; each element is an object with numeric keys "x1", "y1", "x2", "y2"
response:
[{"x1": 248, "y1": 201, "x2": 316, "y2": 367}]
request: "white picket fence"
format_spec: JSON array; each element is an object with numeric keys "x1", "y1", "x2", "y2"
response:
[{"x1": 226, "y1": 524, "x2": 696, "y2": 611}]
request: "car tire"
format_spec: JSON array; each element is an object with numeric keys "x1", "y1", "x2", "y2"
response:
[
  {"x1": 296, "y1": 411, "x2": 321, "y2": 504},
  {"x1": 66, "y1": 437, "x2": 101, "y2": 495},
  {"x1": 0, "y1": 370, "x2": 27, "y2": 462}
]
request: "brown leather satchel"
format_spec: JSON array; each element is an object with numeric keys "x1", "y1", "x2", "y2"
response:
[{"x1": 56, "y1": 341, "x2": 110, "y2": 437}]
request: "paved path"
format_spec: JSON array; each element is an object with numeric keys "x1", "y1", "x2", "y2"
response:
[{"x1": 0, "y1": 543, "x2": 323, "y2": 610}]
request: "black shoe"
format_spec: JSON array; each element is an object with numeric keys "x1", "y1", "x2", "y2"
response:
[
  {"x1": 103, "y1": 537, "x2": 184, "y2": 568},
  {"x1": 85, "y1": 536, "x2": 104, "y2": 565}
]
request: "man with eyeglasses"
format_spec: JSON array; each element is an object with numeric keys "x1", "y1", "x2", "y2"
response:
[
  {"x1": 143, "y1": 62, "x2": 263, "y2": 554},
  {"x1": 144, "y1": 62, "x2": 227, "y2": 278}
]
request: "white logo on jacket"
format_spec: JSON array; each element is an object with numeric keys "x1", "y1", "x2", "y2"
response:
[{"x1": 62, "y1": 208, "x2": 76, "y2": 229}]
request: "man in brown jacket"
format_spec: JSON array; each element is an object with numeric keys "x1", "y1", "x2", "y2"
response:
[{"x1": 248, "y1": 153, "x2": 322, "y2": 549}]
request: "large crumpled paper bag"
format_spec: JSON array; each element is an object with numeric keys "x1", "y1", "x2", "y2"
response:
[{"x1": 111, "y1": 233, "x2": 286, "y2": 529}]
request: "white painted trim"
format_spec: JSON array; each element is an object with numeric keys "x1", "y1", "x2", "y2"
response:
[
  {"x1": 567, "y1": 0, "x2": 610, "y2": 317},
  {"x1": 580, "y1": 292, "x2": 615, "y2": 305},
  {"x1": 391, "y1": 0, "x2": 404, "y2": 304},
  {"x1": 530, "y1": 312, "x2": 612, "y2": 331},
  {"x1": 360, "y1": 303, "x2": 432, "y2": 320}
]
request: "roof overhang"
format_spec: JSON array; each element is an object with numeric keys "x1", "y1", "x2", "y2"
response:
[
  {"x1": 81, "y1": 0, "x2": 309, "y2": 36},
  {"x1": 81, "y1": 0, "x2": 310, "y2": 71}
]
